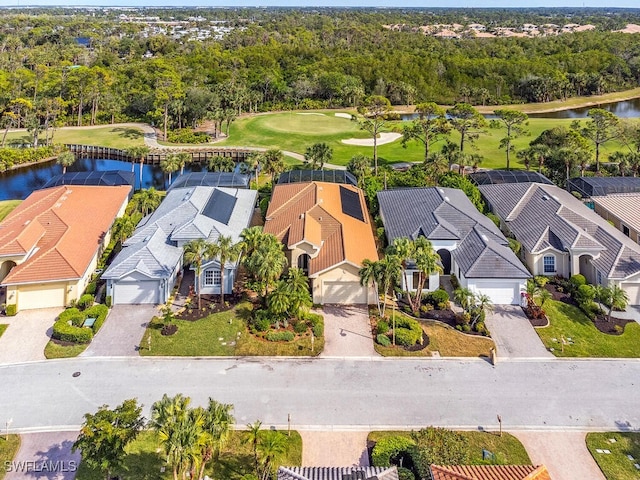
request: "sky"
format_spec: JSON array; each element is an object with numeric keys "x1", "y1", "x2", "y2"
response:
[{"x1": 3, "y1": 1, "x2": 640, "y2": 8}]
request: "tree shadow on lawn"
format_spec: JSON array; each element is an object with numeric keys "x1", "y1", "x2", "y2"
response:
[
  {"x1": 214, "y1": 452, "x2": 255, "y2": 479},
  {"x1": 111, "y1": 127, "x2": 144, "y2": 140}
]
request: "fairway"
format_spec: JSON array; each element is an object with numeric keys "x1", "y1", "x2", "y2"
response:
[
  {"x1": 5, "y1": 125, "x2": 146, "y2": 149},
  {"x1": 0, "y1": 200, "x2": 21, "y2": 221},
  {"x1": 261, "y1": 112, "x2": 358, "y2": 135}
]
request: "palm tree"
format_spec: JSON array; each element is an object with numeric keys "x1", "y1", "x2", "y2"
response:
[
  {"x1": 378, "y1": 254, "x2": 402, "y2": 317},
  {"x1": 131, "y1": 188, "x2": 162, "y2": 216},
  {"x1": 160, "y1": 154, "x2": 181, "y2": 187},
  {"x1": 197, "y1": 399, "x2": 235, "y2": 480},
  {"x1": 608, "y1": 285, "x2": 629, "y2": 321},
  {"x1": 177, "y1": 152, "x2": 191, "y2": 175},
  {"x1": 538, "y1": 289, "x2": 553, "y2": 309},
  {"x1": 257, "y1": 430, "x2": 289, "y2": 480},
  {"x1": 472, "y1": 293, "x2": 493, "y2": 327},
  {"x1": 111, "y1": 215, "x2": 136, "y2": 245},
  {"x1": 240, "y1": 226, "x2": 266, "y2": 259},
  {"x1": 268, "y1": 281, "x2": 290, "y2": 321},
  {"x1": 183, "y1": 238, "x2": 212, "y2": 309},
  {"x1": 247, "y1": 153, "x2": 262, "y2": 188},
  {"x1": 359, "y1": 258, "x2": 382, "y2": 316},
  {"x1": 125, "y1": 146, "x2": 151, "y2": 187},
  {"x1": 389, "y1": 237, "x2": 415, "y2": 306},
  {"x1": 207, "y1": 155, "x2": 235, "y2": 172},
  {"x1": 245, "y1": 420, "x2": 262, "y2": 475},
  {"x1": 262, "y1": 149, "x2": 285, "y2": 185},
  {"x1": 410, "y1": 237, "x2": 442, "y2": 312},
  {"x1": 454, "y1": 287, "x2": 474, "y2": 313},
  {"x1": 208, "y1": 235, "x2": 242, "y2": 305},
  {"x1": 245, "y1": 238, "x2": 286, "y2": 300},
  {"x1": 525, "y1": 278, "x2": 541, "y2": 310},
  {"x1": 283, "y1": 267, "x2": 312, "y2": 319},
  {"x1": 56, "y1": 150, "x2": 76, "y2": 174},
  {"x1": 304, "y1": 143, "x2": 333, "y2": 170}
]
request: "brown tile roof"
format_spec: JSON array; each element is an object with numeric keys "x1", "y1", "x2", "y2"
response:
[
  {"x1": 431, "y1": 465, "x2": 552, "y2": 480},
  {"x1": 0, "y1": 185, "x2": 131, "y2": 285},
  {"x1": 264, "y1": 182, "x2": 378, "y2": 275}
]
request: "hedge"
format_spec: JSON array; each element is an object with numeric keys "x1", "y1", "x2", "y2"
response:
[
  {"x1": 266, "y1": 330, "x2": 295, "y2": 342},
  {"x1": 371, "y1": 436, "x2": 416, "y2": 466},
  {"x1": 5, "y1": 304, "x2": 17, "y2": 316},
  {"x1": 0, "y1": 145, "x2": 61, "y2": 172},
  {"x1": 52, "y1": 304, "x2": 109, "y2": 343},
  {"x1": 52, "y1": 319, "x2": 93, "y2": 344},
  {"x1": 85, "y1": 304, "x2": 109, "y2": 334}
]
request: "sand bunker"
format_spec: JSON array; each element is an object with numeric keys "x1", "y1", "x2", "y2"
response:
[
  {"x1": 341, "y1": 132, "x2": 402, "y2": 146},
  {"x1": 335, "y1": 112, "x2": 353, "y2": 119}
]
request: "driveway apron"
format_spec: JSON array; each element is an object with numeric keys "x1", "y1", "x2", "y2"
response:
[
  {"x1": 0, "y1": 308, "x2": 62, "y2": 364},
  {"x1": 485, "y1": 305, "x2": 553, "y2": 358},
  {"x1": 5, "y1": 431, "x2": 80, "y2": 480},
  {"x1": 320, "y1": 305, "x2": 378, "y2": 357},
  {"x1": 81, "y1": 304, "x2": 158, "y2": 357},
  {"x1": 300, "y1": 431, "x2": 370, "y2": 466}
]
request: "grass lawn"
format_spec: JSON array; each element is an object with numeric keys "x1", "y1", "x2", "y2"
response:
[
  {"x1": 75, "y1": 429, "x2": 301, "y2": 480},
  {"x1": 0, "y1": 200, "x2": 21, "y2": 221},
  {"x1": 5, "y1": 126, "x2": 146, "y2": 149},
  {"x1": 0, "y1": 435, "x2": 21, "y2": 480},
  {"x1": 140, "y1": 302, "x2": 323, "y2": 357},
  {"x1": 0, "y1": 324, "x2": 7, "y2": 339},
  {"x1": 535, "y1": 299, "x2": 640, "y2": 357},
  {"x1": 368, "y1": 430, "x2": 531, "y2": 465},
  {"x1": 44, "y1": 340, "x2": 89, "y2": 359},
  {"x1": 375, "y1": 314, "x2": 494, "y2": 358},
  {"x1": 586, "y1": 432, "x2": 640, "y2": 480}
]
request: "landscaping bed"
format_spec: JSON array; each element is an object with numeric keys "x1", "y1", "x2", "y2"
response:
[
  {"x1": 44, "y1": 303, "x2": 109, "y2": 359},
  {"x1": 175, "y1": 292, "x2": 243, "y2": 321},
  {"x1": 587, "y1": 432, "x2": 640, "y2": 480}
]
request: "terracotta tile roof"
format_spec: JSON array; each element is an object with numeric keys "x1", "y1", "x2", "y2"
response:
[
  {"x1": 264, "y1": 182, "x2": 378, "y2": 275},
  {"x1": 0, "y1": 185, "x2": 131, "y2": 285},
  {"x1": 431, "y1": 465, "x2": 551, "y2": 480}
]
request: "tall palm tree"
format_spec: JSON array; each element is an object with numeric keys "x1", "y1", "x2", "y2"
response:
[
  {"x1": 410, "y1": 237, "x2": 442, "y2": 312},
  {"x1": 389, "y1": 237, "x2": 415, "y2": 306},
  {"x1": 125, "y1": 146, "x2": 151, "y2": 187},
  {"x1": 207, "y1": 155, "x2": 235, "y2": 172},
  {"x1": 177, "y1": 152, "x2": 191, "y2": 175},
  {"x1": 56, "y1": 150, "x2": 76, "y2": 174},
  {"x1": 359, "y1": 258, "x2": 382, "y2": 316},
  {"x1": 378, "y1": 254, "x2": 401, "y2": 317},
  {"x1": 245, "y1": 239, "x2": 286, "y2": 300},
  {"x1": 262, "y1": 149, "x2": 285, "y2": 185},
  {"x1": 160, "y1": 154, "x2": 181, "y2": 187},
  {"x1": 197, "y1": 399, "x2": 235, "y2": 480},
  {"x1": 132, "y1": 187, "x2": 162, "y2": 216},
  {"x1": 183, "y1": 238, "x2": 211, "y2": 309},
  {"x1": 208, "y1": 235, "x2": 242, "y2": 304},
  {"x1": 240, "y1": 226, "x2": 266, "y2": 259},
  {"x1": 245, "y1": 420, "x2": 262, "y2": 475},
  {"x1": 257, "y1": 430, "x2": 289, "y2": 480},
  {"x1": 283, "y1": 267, "x2": 312, "y2": 319}
]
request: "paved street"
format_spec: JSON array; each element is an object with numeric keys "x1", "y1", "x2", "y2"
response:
[{"x1": 0, "y1": 357, "x2": 638, "y2": 433}]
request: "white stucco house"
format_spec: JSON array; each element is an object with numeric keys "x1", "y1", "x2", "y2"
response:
[{"x1": 377, "y1": 187, "x2": 531, "y2": 305}]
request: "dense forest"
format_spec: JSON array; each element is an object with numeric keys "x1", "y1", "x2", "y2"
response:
[{"x1": 1, "y1": 7, "x2": 640, "y2": 134}]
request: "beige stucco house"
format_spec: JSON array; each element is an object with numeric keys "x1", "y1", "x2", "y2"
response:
[
  {"x1": 0, "y1": 185, "x2": 131, "y2": 311},
  {"x1": 264, "y1": 179, "x2": 378, "y2": 305}
]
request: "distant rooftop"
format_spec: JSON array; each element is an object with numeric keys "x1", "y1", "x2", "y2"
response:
[
  {"x1": 568, "y1": 176, "x2": 640, "y2": 198},
  {"x1": 276, "y1": 169, "x2": 357, "y2": 186},
  {"x1": 168, "y1": 172, "x2": 250, "y2": 190},
  {"x1": 469, "y1": 170, "x2": 553, "y2": 186}
]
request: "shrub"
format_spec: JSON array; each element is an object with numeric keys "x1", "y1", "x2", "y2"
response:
[
  {"x1": 534, "y1": 275, "x2": 549, "y2": 287},
  {"x1": 167, "y1": 129, "x2": 209, "y2": 144},
  {"x1": 569, "y1": 274, "x2": 587, "y2": 293},
  {"x1": 76, "y1": 294, "x2": 94, "y2": 310},
  {"x1": 409, "y1": 427, "x2": 470, "y2": 478},
  {"x1": 394, "y1": 328, "x2": 421, "y2": 347},
  {"x1": 475, "y1": 321, "x2": 489, "y2": 336},
  {"x1": 377, "y1": 320, "x2": 390, "y2": 334},
  {"x1": 293, "y1": 320, "x2": 308, "y2": 334},
  {"x1": 377, "y1": 333, "x2": 391, "y2": 346},
  {"x1": 85, "y1": 282, "x2": 97, "y2": 295},
  {"x1": 371, "y1": 435, "x2": 416, "y2": 466},
  {"x1": 312, "y1": 321, "x2": 324, "y2": 338},
  {"x1": 420, "y1": 304, "x2": 433, "y2": 314},
  {"x1": 455, "y1": 312, "x2": 471, "y2": 326},
  {"x1": 105, "y1": 295, "x2": 112, "y2": 308},
  {"x1": 254, "y1": 315, "x2": 271, "y2": 332},
  {"x1": 397, "y1": 467, "x2": 415, "y2": 480},
  {"x1": 266, "y1": 330, "x2": 295, "y2": 342},
  {"x1": 5, "y1": 304, "x2": 17, "y2": 316},
  {"x1": 486, "y1": 212, "x2": 501, "y2": 228},
  {"x1": 575, "y1": 284, "x2": 596, "y2": 310},
  {"x1": 58, "y1": 308, "x2": 82, "y2": 323},
  {"x1": 259, "y1": 197, "x2": 269, "y2": 220},
  {"x1": 52, "y1": 320, "x2": 93, "y2": 344},
  {"x1": 85, "y1": 304, "x2": 109, "y2": 334},
  {"x1": 614, "y1": 324, "x2": 624, "y2": 334}
]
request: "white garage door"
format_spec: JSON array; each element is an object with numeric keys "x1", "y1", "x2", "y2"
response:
[
  {"x1": 113, "y1": 281, "x2": 160, "y2": 305},
  {"x1": 621, "y1": 283, "x2": 640, "y2": 305},
  {"x1": 474, "y1": 282, "x2": 519, "y2": 305},
  {"x1": 18, "y1": 284, "x2": 66, "y2": 309},
  {"x1": 322, "y1": 281, "x2": 367, "y2": 305}
]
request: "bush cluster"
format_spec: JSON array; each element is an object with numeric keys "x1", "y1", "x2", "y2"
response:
[
  {"x1": 393, "y1": 316, "x2": 423, "y2": 346},
  {"x1": 52, "y1": 304, "x2": 109, "y2": 343},
  {"x1": 0, "y1": 146, "x2": 61, "y2": 172},
  {"x1": 5, "y1": 304, "x2": 17, "y2": 316},
  {"x1": 167, "y1": 129, "x2": 209, "y2": 144},
  {"x1": 376, "y1": 320, "x2": 390, "y2": 335},
  {"x1": 76, "y1": 294, "x2": 94, "y2": 310},
  {"x1": 376, "y1": 333, "x2": 391, "y2": 346},
  {"x1": 266, "y1": 330, "x2": 295, "y2": 342},
  {"x1": 425, "y1": 289, "x2": 450, "y2": 310},
  {"x1": 52, "y1": 319, "x2": 93, "y2": 344},
  {"x1": 371, "y1": 436, "x2": 416, "y2": 466}
]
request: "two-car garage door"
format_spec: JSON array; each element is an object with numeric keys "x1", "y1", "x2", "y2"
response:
[
  {"x1": 620, "y1": 283, "x2": 640, "y2": 305},
  {"x1": 321, "y1": 281, "x2": 367, "y2": 305},
  {"x1": 112, "y1": 281, "x2": 160, "y2": 305}
]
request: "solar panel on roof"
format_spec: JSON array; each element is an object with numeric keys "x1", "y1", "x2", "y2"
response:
[
  {"x1": 202, "y1": 189, "x2": 237, "y2": 225},
  {"x1": 340, "y1": 186, "x2": 365, "y2": 222}
]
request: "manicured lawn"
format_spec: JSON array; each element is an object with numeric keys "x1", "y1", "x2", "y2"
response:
[
  {"x1": 75, "y1": 429, "x2": 301, "y2": 480},
  {"x1": 535, "y1": 299, "x2": 640, "y2": 357},
  {"x1": 0, "y1": 435, "x2": 21, "y2": 480},
  {"x1": 44, "y1": 341, "x2": 89, "y2": 359},
  {"x1": 368, "y1": 430, "x2": 531, "y2": 465},
  {"x1": 6, "y1": 126, "x2": 146, "y2": 149},
  {"x1": 140, "y1": 302, "x2": 323, "y2": 357},
  {"x1": 586, "y1": 432, "x2": 640, "y2": 480},
  {"x1": 375, "y1": 314, "x2": 494, "y2": 358},
  {"x1": 0, "y1": 324, "x2": 7, "y2": 339},
  {"x1": 0, "y1": 200, "x2": 21, "y2": 221}
]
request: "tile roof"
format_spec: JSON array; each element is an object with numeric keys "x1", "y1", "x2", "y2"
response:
[
  {"x1": 103, "y1": 186, "x2": 257, "y2": 281},
  {"x1": 264, "y1": 182, "x2": 378, "y2": 276},
  {"x1": 0, "y1": 185, "x2": 131, "y2": 285},
  {"x1": 277, "y1": 466, "x2": 399, "y2": 480},
  {"x1": 377, "y1": 188, "x2": 530, "y2": 279},
  {"x1": 592, "y1": 193, "x2": 640, "y2": 233},
  {"x1": 479, "y1": 183, "x2": 640, "y2": 280},
  {"x1": 430, "y1": 465, "x2": 551, "y2": 480}
]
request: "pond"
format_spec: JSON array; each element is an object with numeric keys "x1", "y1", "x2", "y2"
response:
[{"x1": 0, "y1": 157, "x2": 243, "y2": 201}]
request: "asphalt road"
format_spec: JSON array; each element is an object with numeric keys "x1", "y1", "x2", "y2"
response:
[{"x1": 1, "y1": 357, "x2": 638, "y2": 433}]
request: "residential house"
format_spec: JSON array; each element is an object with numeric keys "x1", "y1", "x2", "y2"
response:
[
  {"x1": 263, "y1": 179, "x2": 378, "y2": 305},
  {"x1": 377, "y1": 187, "x2": 531, "y2": 305},
  {"x1": 479, "y1": 182, "x2": 640, "y2": 304},
  {"x1": 592, "y1": 195, "x2": 640, "y2": 245},
  {"x1": 103, "y1": 176, "x2": 256, "y2": 305},
  {"x1": 430, "y1": 464, "x2": 551, "y2": 480},
  {"x1": 277, "y1": 466, "x2": 399, "y2": 480},
  {"x1": 0, "y1": 185, "x2": 131, "y2": 311}
]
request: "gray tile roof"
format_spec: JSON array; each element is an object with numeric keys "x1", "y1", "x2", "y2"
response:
[
  {"x1": 377, "y1": 187, "x2": 530, "y2": 279},
  {"x1": 277, "y1": 466, "x2": 398, "y2": 480},
  {"x1": 479, "y1": 182, "x2": 640, "y2": 279},
  {"x1": 103, "y1": 186, "x2": 257, "y2": 281}
]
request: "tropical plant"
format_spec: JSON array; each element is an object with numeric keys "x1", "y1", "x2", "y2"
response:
[
  {"x1": 471, "y1": 293, "x2": 493, "y2": 328},
  {"x1": 243, "y1": 234, "x2": 287, "y2": 299},
  {"x1": 196, "y1": 399, "x2": 235, "y2": 480},
  {"x1": 183, "y1": 238, "x2": 212, "y2": 309},
  {"x1": 401, "y1": 102, "x2": 450, "y2": 162},
  {"x1": 129, "y1": 187, "x2": 162, "y2": 216},
  {"x1": 360, "y1": 258, "x2": 382, "y2": 316},
  {"x1": 125, "y1": 145, "x2": 151, "y2": 186},
  {"x1": 608, "y1": 285, "x2": 629, "y2": 321},
  {"x1": 56, "y1": 150, "x2": 76, "y2": 174},
  {"x1": 207, "y1": 155, "x2": 235, "y2": 172},
  {"x1": 256, "y1": 430, "x2": 289, "y2": 480},
  {"x1": 208, "y1": 235, "x2": 242, "y2": 304},
  {"x1": 410, "y1": 237, "x2": 442, "y2": 312},
  {"x1": 355, "y1": 95, "x2": 392, "y2": 174},
  {"x1": 346, "y1": 154, "x2": 371, "y2": 188},
  {"x1": 304, "y1": 142, "x2": 333, "y2": 170},
  {"x1": 111, "y1": 215, "x2": 137, "y2": 245},
  {"x1": 261, "y1": 149, "x2": 286, "y2": 184},
  {"x1": 454, "y1": 287, "x2": 475, "y2": 313},
  {"x1": 160, "y1": 154, "x2": 181, "y2": 186},
  {"x1": 245, "y1": 420, "x2": 262, "y2": 475}
]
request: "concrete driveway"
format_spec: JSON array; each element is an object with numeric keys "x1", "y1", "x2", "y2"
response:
[
  {"x1": 300, "y1": 431, "x2": 370, "y2": 466},
  {"x1": 485, "y1": 305, "x2": 553, "y2": 359},
  {"x1": 320, "y1": 305, "x2": 378, "y2": 357},
  {"x1": 5, "y1": 431, "x2": 80, "y2": 480},
  {"x1": 0, "y1": 308, "x2": 62, "y2": 364},
  {"x1": 514, "y1": 431, "x2": 605, "y2": 480},
  {"x1": 81, "y1": 304, "x2": 158, "y2": 357}
]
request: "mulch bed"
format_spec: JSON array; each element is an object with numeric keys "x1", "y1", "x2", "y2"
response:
[
  {"x1": 403, "y1": 332, "x2": 430, "y2": 351},
  {"x1": 161, "y1": 324, "x2": 178, "y2": 336},
  {"x1": 175, "y1": 293, "x2": 243, "y2": 321}
]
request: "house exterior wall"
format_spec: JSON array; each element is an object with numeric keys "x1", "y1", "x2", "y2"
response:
[
  {"x1": 199, "y1": 265, "x2": 235, "y2": 295},
  {"x1": 594, "y1": 203, "x2": 640, "y2": 244},
  {"x1": 400, "y1": 269, "x2": 439, "y2": 293},
  {"x1": 527, "y1": 249, "x2": 570, "y2": 277}
]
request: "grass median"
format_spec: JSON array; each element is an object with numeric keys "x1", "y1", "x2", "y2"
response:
[{"x1": 586, "y1": 432, "x2": 640, "y2": 480}]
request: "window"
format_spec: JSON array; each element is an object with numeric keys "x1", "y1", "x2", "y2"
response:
[
  {"x1": 597, "y1": 271, "x2": 603, "y2": 285},
  {"x1": 412, "y1": 272, "x2": 420, "y2": 290},
  {"x1": 543, "y1": 255, "x2": 555, "y2": 274},
  {"x1": 623, "y1": 224, "x2": 630, "y2": 237},
  {"x1": 204, "y1": 269, "x2": 221, "y2": 286}
]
